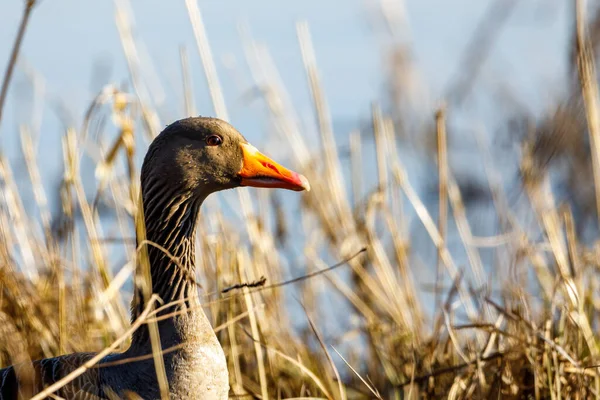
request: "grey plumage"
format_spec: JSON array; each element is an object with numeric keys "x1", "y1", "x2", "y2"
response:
[{"x1": 0, "y1": 353, "x2": 102, "y2": 399}]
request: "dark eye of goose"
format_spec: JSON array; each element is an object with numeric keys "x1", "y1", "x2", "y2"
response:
[{"x1": 206, "y1": 135, "x2": 223, "y2": 146}]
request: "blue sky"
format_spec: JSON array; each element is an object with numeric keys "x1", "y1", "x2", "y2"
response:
[
  {"x1": 0, "y1": 0, "x2": 568, "y2": 124},
  {"x1": 0, "y1": 0, "x2": 570, "y2": 206}
]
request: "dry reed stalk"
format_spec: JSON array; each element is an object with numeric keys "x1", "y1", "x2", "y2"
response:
[
  {"x1": 575, "y1": 0, "x2": 600, "y2": 228},
  {"x1": 373, "y1": 104, "x2": 389, "y2": 191},
  {"x1": 179, "y1": 46, "x2": 197, "y2": 117},
  {"x1": 364, "y1": 195, "x2": 414, "y2": 329},
  {"x1": 446, "y1": 177, "x2": 487, "y2": 284},
  {"x1": 184, "y1": 0, "x2": 228, "y2": 121},
  {"x1": 435, "y1": 107, "x2": 448, "y2": 320},
  {"x1": 0, "y1": 312, "x2": 35, "y2": 398},
  {"x1": 114, "y1": 0, "x2": 161, "y2": 139},
  {"x1": 381, "y1": 206, "x2": 422, "y2": 323},
  {"x1": 239, "y1": 23, "x2": 311, "y2": 165},
  {"x1": 383, "y1": 115, "x2": 407, "y2": 239},
  {"x1": 63, "y1": 129, "x2": 128, "y2": 333},
  {"x1": 226, "y1": 300, "x2": 245, "y2": 397},
  {"x1": 393, "y1": 165, "x2": 477, "y2": 319},
  {"x1": 297, "y1": 22, "x2": 351, "y2": 225},
  {"x1": 0, "y1": 156, "x2": 38, "y2": 280},
  {"x1": 332, "y1": 347, "x2": 382, "y2": 400},
  {"x1": 20, "y1": 127, "x2": 51, "y2": 239},
  {"x1": 238, "y1": 249, "x2": 269, "y2": 400},
  {"x1": 349, "y1": 131, "x2": 363, "y2": 206},
  {"x1": 301, "y1": 301, "x2": 347, "y2": 400},
  {"x1": 444, "y1": 0, "x2": 518, "y2": 106},
  {"x1": 0, "y1": 0, "x2": 36, "y2": 128}
]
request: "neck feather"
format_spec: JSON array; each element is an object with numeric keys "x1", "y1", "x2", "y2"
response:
[{"x1": 131, "y1": 176, "x2": 205, "y2": 344}]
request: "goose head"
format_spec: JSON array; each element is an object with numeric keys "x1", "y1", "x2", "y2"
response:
[{"x1": 141, "y1": 117, "x2": 310, "y2": 200}]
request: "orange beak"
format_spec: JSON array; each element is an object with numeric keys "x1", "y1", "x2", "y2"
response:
[{"x1": 238, "y1": 143, "x2": 310, "y2": 192}]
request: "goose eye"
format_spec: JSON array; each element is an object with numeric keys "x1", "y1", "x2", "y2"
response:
[{"x1": 206, "y1": 135, "x2": 223, "y2": 146}]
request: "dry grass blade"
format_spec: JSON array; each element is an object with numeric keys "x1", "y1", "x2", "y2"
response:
[
  {"x1": 299, "y1": 301, "x2": 347, "y2": 400},
  {"x1": 179, "y1": 46, "x2": 197, "y2": 116},
  {"x1": 114, "y1": 0, "x2": 160, "y2": 138},
  {"x1": 575, "y1": 0, "x2": 600, "y2": 227},
  {"x1": 237, "y1": 250, "x2": 269, "y2": 400},
  {"x1": 393, "y1": 165, "x2": 477, "y2": 319},
  {"x1": 185, "y1": 0, "x2": 228, "y2": 121},
  {"x1": 0, "y1": 0, "x2": 36, "y2": 128},
  {"x1": 435, "y1": 106, "x2": 448, "y2": 319},
  {"x1": 331, "y1": 347, "x2": 382, "y2": 400},
  {"x1": 258, "y1": 341, "x2": 335, "y2": 400}
]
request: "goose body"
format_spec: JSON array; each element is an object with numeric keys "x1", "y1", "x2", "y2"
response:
[{"x1": 0, "y1": 117, "x2": 309, "y2": 399}]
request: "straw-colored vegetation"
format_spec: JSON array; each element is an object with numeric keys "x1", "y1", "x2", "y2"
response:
[{"x1": 3, "y1": 1, "x2": 600, "y2": 399}]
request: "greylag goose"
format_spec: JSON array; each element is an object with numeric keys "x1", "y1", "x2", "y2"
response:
[{"x1": 0, "y1": 117, "x2": 309, "y2": 399}]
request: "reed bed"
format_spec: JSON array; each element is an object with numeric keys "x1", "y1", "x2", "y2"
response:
[{"x1": 2, "y1": 1, "x2": 600, "y2": 399}]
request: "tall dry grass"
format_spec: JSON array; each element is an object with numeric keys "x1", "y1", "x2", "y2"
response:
[{"x1": 2, "y1": 1, "x2": 600, "y2": 399}]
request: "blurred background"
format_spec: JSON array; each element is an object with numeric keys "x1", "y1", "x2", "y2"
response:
[
  {"x1": 0, "y1": 0, "x2": 568, "y2": 185},
  {"x1": 2, "y1": 0, "x2": 599, "y2": 398}
]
